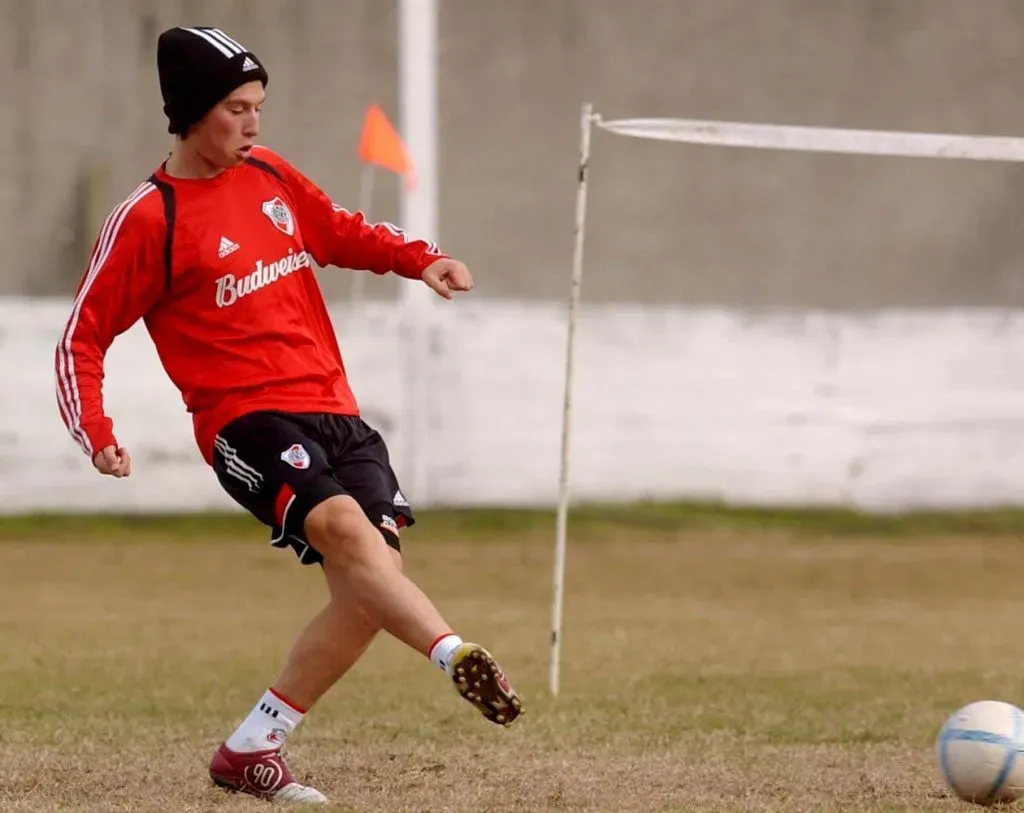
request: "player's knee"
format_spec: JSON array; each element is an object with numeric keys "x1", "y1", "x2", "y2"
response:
[{"x1": 304, "y1": 495, "x2": 377, "y2": 563}]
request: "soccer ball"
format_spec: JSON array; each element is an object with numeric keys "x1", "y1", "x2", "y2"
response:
[{"x1": 937, "y1": 700, "x2": 1024, "y2": 806}]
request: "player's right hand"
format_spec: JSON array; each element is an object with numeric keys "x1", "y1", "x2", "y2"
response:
[{"x1": 93, "y1": 445, "x2": 132, "y2": 478}]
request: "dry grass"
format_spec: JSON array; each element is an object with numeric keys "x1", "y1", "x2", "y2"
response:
[{"x1": 1, "y1": 509, "x2": 1023, "y2": 811}]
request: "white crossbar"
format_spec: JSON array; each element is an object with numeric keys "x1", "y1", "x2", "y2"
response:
[{"x1": 595, "y1": 116, "x2": 1024, "y2": 162}]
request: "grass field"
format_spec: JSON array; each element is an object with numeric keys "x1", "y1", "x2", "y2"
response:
[{"x1": 3, "y1": 504, "x2": 1024, "y2": 811}]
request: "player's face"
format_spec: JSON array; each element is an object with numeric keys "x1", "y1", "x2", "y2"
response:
[{"x1": 192, "y1": 81, "x2": 265, "y2": 168}]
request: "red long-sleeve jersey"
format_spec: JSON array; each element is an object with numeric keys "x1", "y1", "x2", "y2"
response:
[{"x1": 55, "y1": 145, "x2": 445, "y2": 466}]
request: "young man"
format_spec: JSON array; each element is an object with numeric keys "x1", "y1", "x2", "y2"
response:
[{"x1": 54, "y1": 26, "x2": 523, "y2": 805}]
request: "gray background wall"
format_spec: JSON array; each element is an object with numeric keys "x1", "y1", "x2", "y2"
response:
[{"x1": 4, "y1": 0, "x2": 1024, "y2": 307}]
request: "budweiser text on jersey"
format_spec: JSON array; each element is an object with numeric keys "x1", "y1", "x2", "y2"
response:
[{"x1": 215, "y1": 248, "x2": 311, "y2": 308}]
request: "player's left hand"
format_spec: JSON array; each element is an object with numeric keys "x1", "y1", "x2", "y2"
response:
[{"x1": 422, "y1": 258, "x2": 473, "y2": 300}]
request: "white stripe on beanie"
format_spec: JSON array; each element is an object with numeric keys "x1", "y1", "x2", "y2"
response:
[
  {"x1": 183, "y1": 27, "x2": 246, "y2": 58},
  {"x1": 207, "y1": 28, "x2": 247, "y2": 53}
]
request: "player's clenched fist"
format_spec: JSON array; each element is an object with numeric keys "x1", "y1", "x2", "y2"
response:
[
  {"x1": 421, "y1": 258, "x2": 474, "y2": 300},
  {"x1": 93, "y1": 445, "x2": 132, "y2": 477}
]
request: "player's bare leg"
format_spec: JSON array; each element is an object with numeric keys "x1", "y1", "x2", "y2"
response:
[
  {"x1": 305, "y1": 497, "x2": 446, "y2": 654},
  {"x1": 209, "y1": 547, "x2": 393, "y2": 804},
  {"x1": 211, "y1": 497, "x2": 523, "y2": 804},
  {"x1": 304, "y1": 495, "x2": 523, "y2": 726},
  {"x1": 270, "y1": 547, "x2": 399, "y2": 707}
]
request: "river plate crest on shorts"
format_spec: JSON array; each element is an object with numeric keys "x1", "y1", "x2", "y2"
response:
[{"x1": 280, "y1": 443, "x2": 310, "y2": 470}]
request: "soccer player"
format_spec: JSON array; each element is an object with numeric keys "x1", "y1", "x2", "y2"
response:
[{"x1": 54, "y1": 26, "x2": 523, "y2": 805}]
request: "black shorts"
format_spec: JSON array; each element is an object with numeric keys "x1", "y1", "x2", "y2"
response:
[{"x1": 211, "y1": 411, "x2": 414, "y2": 565}]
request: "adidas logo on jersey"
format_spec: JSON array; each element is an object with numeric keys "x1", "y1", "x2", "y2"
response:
[
  {"x1": 218, "y1": 236, "x2": 240, "y2": 258},
  {"x1": 215, "y1": 249, "x2": 310, "y2": 308},
  {"x1": 242, "y1": 56, "x2": 259, "y2": 72}
]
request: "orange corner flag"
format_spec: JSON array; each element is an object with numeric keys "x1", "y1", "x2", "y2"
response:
[{"x1": 358, "y1": 105, "x2": 416, "y2": 190}]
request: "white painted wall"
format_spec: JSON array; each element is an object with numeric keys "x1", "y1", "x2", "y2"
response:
[{"x1": 6, "y1": 297, "x2": 1024, "y2": 514}]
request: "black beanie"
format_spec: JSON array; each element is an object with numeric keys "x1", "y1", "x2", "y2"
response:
[{"x1": 157, "y1": 26, "x2": 269, "y2": 135}]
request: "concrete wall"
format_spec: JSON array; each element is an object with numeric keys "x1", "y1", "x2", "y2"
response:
[
  {"x1": 9, "y1": 296, "x2": 1024, "y2": 514},
  {"x1": 5, "y1": 0, "x2": 1024, "y2": 306}
]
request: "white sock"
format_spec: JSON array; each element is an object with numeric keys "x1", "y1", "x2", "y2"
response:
[
  {"x1": 225, "y1": 688, "x2": 306, "y2": 753},
  {"x1": 428, "y1": 633, "x2": 464, "y2": 675}
]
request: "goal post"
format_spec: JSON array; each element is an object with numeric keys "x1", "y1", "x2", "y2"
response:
[
  {"x1": 548, "y1": 102, "x2": 595, "y2": 700},
  {"x1": 548, "y1": 102, "x2": 1024, "y2": 697}
]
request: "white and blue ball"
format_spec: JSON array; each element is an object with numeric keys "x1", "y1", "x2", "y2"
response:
[{"x1": 937, "y1": 700, "x2": 1024, "y2": 806}]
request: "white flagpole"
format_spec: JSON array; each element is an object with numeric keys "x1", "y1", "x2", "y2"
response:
[
  {"x1": 398, "y1": 0, "x2": 438, "y2": 505},
  {"x1": 549, "y1": 101, "x2": 595, "y2": 697}
]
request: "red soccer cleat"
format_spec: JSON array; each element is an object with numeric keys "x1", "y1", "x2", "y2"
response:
[{"x1": 209, "y1": 742, "x2": 328, "y2": 804}]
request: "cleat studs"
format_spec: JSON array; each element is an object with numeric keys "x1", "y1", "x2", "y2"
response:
[
  {"x1": 473, "y1": 682, "x2": 481, "y2": 689},
  {"x1": 496, "y1": 714, "x2": 506, "y2": 724}
]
